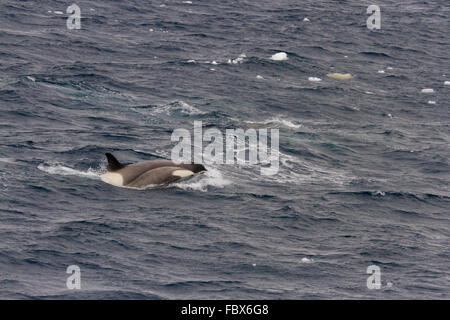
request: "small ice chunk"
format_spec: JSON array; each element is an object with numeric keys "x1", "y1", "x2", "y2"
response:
[
  {"x1": 211, "y1": 61, "x2": 218, "y2": 65},
  {"x1": 387, "y1": 67, "x2": 393, "y2": 70},
  {"x1": 54, "y1": 11, "x2": 63, "y2": 15},
  {"x1": 256, "y1": 75, "x2": 264, "y2": 79},
  {"x1": 252, "y1": 263, "x2": 256, "y2": 267},
  {"x1": 183, "y1": 1, "x2": 193, "y2": 3},
  {"x1": 308, "y1": 77, "x2": 322, "y2": 82},
  {"x1": 327, "y1": 73, "x2": 352, "y2": 80},
  {"x1": 428, "y1": 100, "x2": 436, "y2": 104},
  {"x1": 187, "y1": 59, "x2": 195, "y2": 63},
  {"x1": 26, "y1": 76, "x2": 35, "y2": 82},
  {"x1": 149, "y1": 28, "x2": 154, "y2": 32},
  {"x1": 270, "y1": 52, "x2": 288, "y2": 61},
  {"x1": 301, "y1": 257, "x2": 313, "y2": 263},
  {"x1": 378, "y1": 70, "x2": 385, "y2": 74},
  {"x1": 303, "y1": 18, "x2": 310, "y2": 22},
  {"x1": 421, "y1": 88, "x2": 434, "y2": 93},
  {"x1": 387, "y1": 113, "x2": 393, "y2": 118},
  {"x1": 444, "y1": 81, "x2": 450, "y2": 86}
]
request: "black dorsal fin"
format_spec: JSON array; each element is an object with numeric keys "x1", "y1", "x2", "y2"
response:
[{"x1": 105, "y1": 153, "x2": 125, "y2": 171}]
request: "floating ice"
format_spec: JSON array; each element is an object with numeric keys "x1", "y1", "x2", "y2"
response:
[
  {"x1": 256, "y1": 75, "x2": 264, "y2": 79},
  {"x1": 428, "y1": 100, "x2": 436, "y2": 104},
  {"x1": 270, "y1": 52, "x2": 288, "y2": 61},
  {"x1": 26, "y1": 76, "x2": 35, "y2": 82},
  {"x1": 54, "y1": 11, "x2": 63, "y2": 15},
  {"x1": 378, "y1": 70, "x2": 385, "y2": 74},
  {"x1": 444, "y1": 81, "x2": 450, "y2": 86},
  {"x1": 421, "y1": 88, "x2": 434, "y2": 93},
  {"x1": 327, "y1": 73, "x2": 353, "y2": 80},
  {"x1": 303, "y1": 18, "x2": 310, "y2": 22},
  {"x1": 301, "y1": 257, "x2": 313, "y2": 263},
  {"x1": 308, "y1": 77, "x2": 322, "y2": 82}
]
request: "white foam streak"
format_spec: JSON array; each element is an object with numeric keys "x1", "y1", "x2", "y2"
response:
[
  {"x1": 38, "y1": 163, "x2": 102, "y2": 180},
  {"x1": 173, "y1": 167, "x2": 231, "y2": 192}
]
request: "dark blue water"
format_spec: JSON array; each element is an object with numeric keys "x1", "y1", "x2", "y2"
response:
[{"x1": 0, "y1": 0, "x2": 449, "y2": 299}]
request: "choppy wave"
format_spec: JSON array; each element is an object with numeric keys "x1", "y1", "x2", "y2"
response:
[{"x1": 1, "y1": 0, "x2": 449, "y2": 300}]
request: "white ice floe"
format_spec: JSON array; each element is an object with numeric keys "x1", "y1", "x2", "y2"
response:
[
  {"x1": 303, "y1": 18, "x2": 310, "y2": 22},
  {"x1": 270, "y1": 52, "x2": 288, "y2": 61},
  {"x1": 444, "y1": 81, "x2": 450, "y2": 86},
  {"x1": 54, "y1": 11, "x2": 63, "y2": 15},
  {"x1": 428, "y1": 100, "x2": 436, "y2": 104},
  {"x1": 308, "y1": 77, "x2": 322, "y2": 82},
  {"x1": 26, "y1": 76, "x2": 35, "y2": 82},
  {"x1": 327, "y1": 73, "x2": 352, "y2": 80},
  {"x1": 378, "y1": 70, "x2": 385, "y2": 74},
  {"x1": 256, "y1": 75, "x2": 264, "y2": 79},
  {"x1": 301, "y1": 257, "x2": 314, "y2": 263},
  {"x1": 421, "y1": 88, "x2": 434, "y2": 93}
]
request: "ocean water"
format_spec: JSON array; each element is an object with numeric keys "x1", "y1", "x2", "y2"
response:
[{"x1": 0, "y1": 0, "x2": 449, "y2": 299}]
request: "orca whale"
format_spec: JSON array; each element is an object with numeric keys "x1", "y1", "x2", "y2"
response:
[{"x1": 101, "y1": 153, "x2": 206, "y2": 188}]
